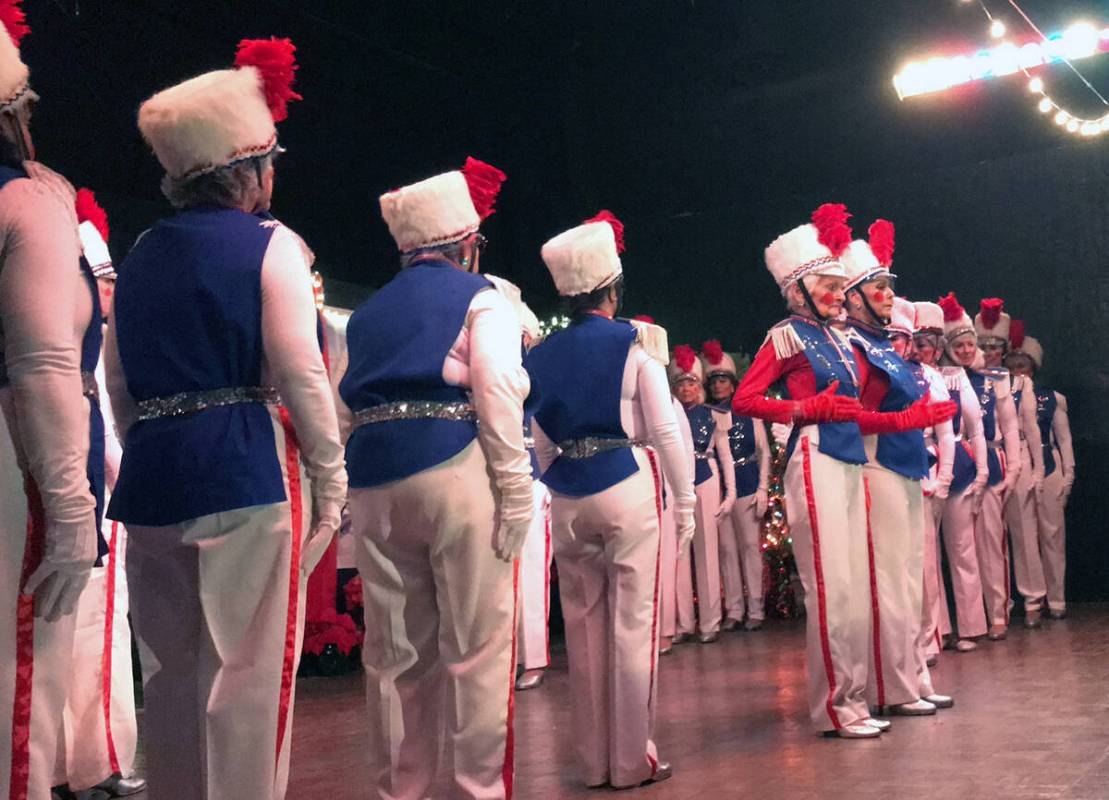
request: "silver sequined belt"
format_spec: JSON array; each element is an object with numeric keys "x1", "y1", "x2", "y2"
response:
[
  {"x1": 733, "y1": 455, "x2": 756, "y2": 467},
  {"x1": 136, "y1": 386, "x2": 280, "y2": 421},
  {"x1": 80, "y1": 371, "x2": 98, "y2": 401},
  {"x1": 558, "y1": 437, "x2": 646, "y2": 460},
  {"x1": 523, "y1": 436, "x2": 536, "y2": 450},
  {"x1": 353, "y1": 400, "x2": 475, "y2": 429},
  {"x1": 694, "y1": 451, "x2": 713, "y2": 461}
]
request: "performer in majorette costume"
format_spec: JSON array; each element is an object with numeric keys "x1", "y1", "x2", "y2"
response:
[
  {"x1": 337, "y1": 158, "x2": 530, "y2": 799},
  {"x1": 934, "y1": 293, "x2": 992, "y2": 651},
  {"x1": 840, "y1": 223, "x2": 954, "y2": 716},
  {"x1": 105, "y1": 39, "x2": 347, "y2": 800},
  {"x1": 52, "y1": 190, "x2": 144, "y2": 799},
  {"x1": 1004, "y1": 328, "x2": 1075, "y2": 620},
  {"x1": 702, "y1": 340, "x2": 770, "y2": 632},
  {"x1": 735, "y1": 204, "x2": 951, "y2": 738},
  {"x1": 0, "y1": 4, "x2": 100, "y2": 797},
  {"x1": 668, "y1": 344, "x2": 735, "y2": 643},
  {"x1": 966, "y1": 299, "x2": 1025, "y2": 640},
  {"x1": 485, "y1": 274, "x2": 553, "y2": 692},
  {"x1": 978, "y1": 305, "x2": 1048, "y2": 629},
  {"x1": 528, "y1": 211, "x2": 694, "y2": 788},
  {"x1": 907, "y1": 301, "x2": 957, "y2": 666}
]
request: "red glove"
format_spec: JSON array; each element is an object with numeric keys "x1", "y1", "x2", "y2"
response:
[
  {"x1": 857, "y1": 396, "x2": 957, "y2": 435},
  {"x1": 793, "y1": 381, "x2": 861, "y2": 424}
]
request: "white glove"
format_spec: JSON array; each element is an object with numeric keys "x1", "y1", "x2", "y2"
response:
[
  {"x1": 920, "y1": 476, "x2": 937, "y2": 497},
  {"x1": 934, "y1": 481, "x2": 951, "y2": 501},
  {"x1": 301, "y1": 499, "x2": 343, "y2": 574},
  {"x1": 495, "y1": 517, "x2": 531, "y2": 562},
  {"x1": 675, "y1": 509, "x2": 695, "y2": 557},
  {"x1": 494, "y1": 485, "x2": 534, "y2": 562},
  {"x1": 24, "y1": 517, "x2": 97, "y2": 621},
  {"x1": 716, "y1": 495, "x2": 735, "y2": 519},
  {"x1": 771, "y1": 423, "x2": 793, "y2": 448},
  {"x1": 754, "y1": 488, "x2": 769, "y2": 518}
]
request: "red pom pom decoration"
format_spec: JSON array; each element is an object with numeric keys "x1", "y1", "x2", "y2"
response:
[
  {"x1": 701, "y1": 339, "x2": 725, "y2": 366},
  {"x1": 632, "y1": 314, "x2": 655, "y2": 324},
  {"x1": 1009, "y1": 319, "x2": 1025, "y2": 350},
  {"x1": 0, "y1": 0, "x2": 29, "y2": 47},
  {"x1": 674, "y1": 344, "x2": 697, "y2": 374},
  {"x1": 811, "y1": 202, "x2": 852, "y2": 258},
  {"x1": 461, "y1": 156, "x2": 506, "y2": 221},
  {"x1": 583, "y1": 209, "x2": 626, "y2": 254},
  {"x1": 937, "y1": 292, "x2": 965, "y2": 322},
  {"x1": 74, "y1": 188, "x2": 109, "y2": 244},
  {"x1": 979, "y1": 297, "x2": 1004, "y2": 330},
  {"x1": 868, "y1": 219, "x2": 895, "y2": 268},
  {"x1": 234, "y1": 37, "x2": 302, "y2": 123}
]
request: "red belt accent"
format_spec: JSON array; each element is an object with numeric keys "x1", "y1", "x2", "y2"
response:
[
  {"x1": 101, "y1": 520, "x2": 121, "y2": 774},
  {"x1": 863, "y1": 478, "x2": 886, "y2": 707},
  {"x1": 274, "y1": 409, "x2": 303, "y2": 769}
]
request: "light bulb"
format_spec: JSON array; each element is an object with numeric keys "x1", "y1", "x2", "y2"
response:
[
  {"x1": 1038, "y1": 97, "x2": 1053, "y2": 113},
  {"x1": 1099, "y1": 117, "x2": 1109, "y2": 131},
  {"x1": 990, "y1": 19, "x2": 1007, "y2": 39},
  {"x1": 1067, "y1": 119, "x2": 1080, "y2": 132},
  {"x1": 1055, "y1": 110, "x2": 1070, "y2": 125},
  {"x1": 1028, "y1": 77, "x2": 1044, "y2": 93}
]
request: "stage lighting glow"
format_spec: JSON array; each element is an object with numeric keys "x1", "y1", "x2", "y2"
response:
[
  {"x1": 1055, "y1": 110, "x2": 1069, "y2": 125},
  {"x1": 1066, "y1": 119, "x2": 1080, "y2": 132},
  {"x1": 1038, "y1": 97, "x2": 1052, "y2": 112},
  {"x1": 1028, "y1": 77, "x2": 1044, "y2": 93},
  {"x1": 990, "y1": 19, "x2": 1007, "y2": 39}
]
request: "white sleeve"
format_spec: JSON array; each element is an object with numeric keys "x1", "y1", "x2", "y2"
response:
[
  {"x1": 103, "y1": 316, "x2": 138, "y2": 441},
  {"x1": 712, "y1": 409, "x2": 735, "y2": 501},
  {"x1": 329, "y1": 344, "x2": 354, "y2": 446},
  {"x1": 94, "y1": 354, "x2": 122, "y2": 492},
  {"x1": 260, "y1": 227, "x2": 348, "y2": 522},
  {"x1": 0, "y1": 174, "x2": 96, "y2": 554},
  {"x1": 674, "y1": 397, "x2": 695, "y2": 479},
  {"x1": 637, "y1": 352, "x2": 694, "y2": 517},
  {"x1": 754, "y1": 417, "x2": 771, "y2": 492},
  {"x1": 466, "y1": 289, "x2": 532, "y2": 525},
  {"x1": 993, "y1": 379, "x2": 1022, "y2": 480},
  {"x1": 1019, "y1": 377, "x2": 1044, "y2": 483},
  {"x1": 1053, "y1": 392, "x2": 1075, "y2": 484},
  {"x1": 960, "y1": 374, "x2": 988, "y2": 483},
  {"x1": 927, "y1": 371, "x2": 955, "y2": 489}
]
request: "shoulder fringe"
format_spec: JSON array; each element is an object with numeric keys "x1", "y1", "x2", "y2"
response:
[
  {"x1": 630, "y1": 318, "x2": 670, "y2": 366},
  {"x1": 765, "y1": 322, "x2": 805, "y2": 360},
  {"x1": 941, "y1": 366, "x2": 963, "y2": 392}
]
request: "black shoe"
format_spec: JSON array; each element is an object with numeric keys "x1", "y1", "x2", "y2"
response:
[
  {"x1": 1049, "y1": 610, "x2": 1067, "y2": 620},
  {"x1": 95, "y1": 774, "x2": 148, "y2": 797},
  {"x1": 51, "y1": 787, "x2": 77, "y2": 800}
]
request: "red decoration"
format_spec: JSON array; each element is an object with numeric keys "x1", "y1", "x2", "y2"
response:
[
  {"x1": 1010, "y1": 319, "x2": 1026, "y2": 350},
  {"x1": 674, "y1": 344, "x2": 697, "y2": 374},
  {"x1": 701, "y1": 339, "x2": 725, "y2": 365},
  {"x1": 811, "y1": 203, "x2": 852, "y2": 257},
  {"x1": 937, "y1": 292, "x2": 965, "y2": 322},
  {"x1": 632, "y1": 314, "x2": 655, "y2": 324},
  {"x1": 0, "y1": 0, "x2": 29, "y2": 47},
  {"x1": 462, "y1": 156, "x2": 507, "y2": 220},
  {"x1": 234, "y1": 37, "x2": 302, "y2": 123},
  {"x1": 868, "y1": 219, "x2": 895, "y2": 267},
  {"x1": 342, "y1": 575, "x2": 363, "y2": 610},
  {"x1": 302, "y1": 608, "x2": 361, "y2": 657},
  {"x1": 583, "y1": 209, "x2": 626, "y2": 254},
  {"x1": 75, "y1": 188, "x2": 109, "y2": 243},
  {"x1": 979, "y1": 297, "x2": 1004, "y2": 330}
]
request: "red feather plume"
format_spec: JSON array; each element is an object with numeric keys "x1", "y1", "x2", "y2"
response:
[
  {"x1": 462, "y1": 156, "x2": 506, "y2": 221},
  {"x1": 74, "y1": 188, "x2": 109, "y2": 243},
  {"x1": 701, "y1": 339, "x2": 725, "y2": 366},
  {"x1": 583, "y1": 209, "x2": 626, "y2": 254},
  {"x1": 0, "y1": 0, "x2": 29, "y2": 47},
  {"x1": 632, "y1": 314, "x2": 655, "y2": 324},
  {"x1": 674, "y1": 344, "x2": 697, "y2": 374},
  {"x1": 1009, "y1": 319, "x2": 1025, "y2": 350},
  {"x1": 868, "y1": 219, "x2": 895, "y2": 267},
  {"x1": 979, "y1": 297, "x2": 1004, "y2": 330},
  {"x1": 811, "y1": 203, "x2": 852, "y2": 257},
  {"x1": 937, "y1": 292, "x2": 965, "y2": 322},
  {"x1": 234, "y1": 38, "x2": 302, "y2": 123}
]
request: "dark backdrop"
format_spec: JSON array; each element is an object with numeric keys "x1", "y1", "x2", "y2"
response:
[{"x1": 25, "y1": 0, "x2": 1109, "y2": 599}]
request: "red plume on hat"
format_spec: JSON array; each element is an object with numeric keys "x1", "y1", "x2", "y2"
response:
[
  {"x1": 1009, "y1": 319, "x2": 1025, "y2": 350},
  {"x1": 674, "y1": 344, "x2": 697, "y2": 374},
  {"x1": 584, "y1": 209, "x2": 626, "y2": 254},
  {"x1": 0, "y1": 0, "x2": 29, "y2": 47},
  {"x1": 632, "y1": 314, "x2": 655, "y2": 324},
  {"x1": 937, "y1": 292, "x2": 965, "y2": 322},
  {"x1": 234, "y1": 38, "x2": 302, "y2": 122},
  {"x1": 979, "y1": 297, "x2": 1004, "y2": 330},
  {"x1": 462, "y1": 157, "x2": 506, "y2": 221},
  {"x1": 75, "y1": 189, "x2": 109, "y2": 243},
  {"x1": 868, "y1": 219, "x2": 895, "y2": 268},
  {"x1": 811, "y1": 203, "x2": 852, "y2": 258},
  {"x1": 701, "y1": 339, "x2": 725, "y2": 366}
]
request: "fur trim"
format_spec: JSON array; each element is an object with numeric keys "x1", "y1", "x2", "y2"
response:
[{"x1": 541, "y1": 219, "x2": 623, "y2": 296}]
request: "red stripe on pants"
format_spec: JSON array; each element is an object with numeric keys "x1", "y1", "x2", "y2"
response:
[
  {"x1": 274, "y1": 409, "x2": 303, "y2": 767},
  {"x1": 800, "y1": 439, "x2": 842, "y2": 730},
  {"x1": 502, "y1": 560, "x2": 520, "y2": 799},
  {"x1": 9, "y1": 481, "x2": 45, "y2": 800},
  {"x1": 863, "y1": 478, "x2": 886, "y2": 707},
  {"x1": 645, "y1": 448, "x2": 663, "y2": 776},
  {"x1": 543, "y1": 507, "x2": 552, "y2": 666},
  {"x1": 101, "y1": 520, "x2": 121, "y2": 774}
]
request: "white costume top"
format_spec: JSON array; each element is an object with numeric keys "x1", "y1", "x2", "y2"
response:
[
  {"x1": 920, "y1": 363, "x2": 955, "y2": 496},
  {"x1": 1011, "y1": 374, "x2": 1045, "y2": 486}
]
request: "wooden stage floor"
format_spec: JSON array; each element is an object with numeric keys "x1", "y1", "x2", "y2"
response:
[{"x1": 280, "y1": 603, "x2": 1109, "y2": 799}]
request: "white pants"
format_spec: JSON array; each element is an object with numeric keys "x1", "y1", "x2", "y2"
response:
[
  {"x1": 785, "y1": 430, "x2": 870, "y2": 731},
  {"x1": 350, "y1": 442, "x2": 516, "y2": 800},
  {"x1": 551, "y1": 447, "x2": 663, "y2": 788},
  {"x1": 54, "y1": 518, "x2": 138, "y2": 790},
  {"x1": 127, "y1": 412, "x2": 309, "y2": 800},
  {"x1": 862, "y1": 461, "x2": 925, "y2": 708},
  {"x1": 1, "y1": 403, "x2": 78, "y2": 800},
  {"x1": 676, "y1": 462, "x2": 721, "y2": 637},
  {"x1": 976, "y1": 482, "x2": 1010, "y2": 627},
  {"x1": 718, "y1": 491, "x2": 765, "y2": 622},
  {"x1": 1005, "y1": 451, "x2": 1046, "y2": 613},
  {"x1": 658, "y1": 492, "x2": 680, "y2": 639},
  {"x1": 940, "y1": 486, "x2": 988, "y2": 638},
  {"x1": 517, "y1": 482, "x2": 551, "y2": 671},
  {"x1": 1037, "y1": 462, "x2": 1068, "y2": 614},
  {"x1": 919, "y1": 496, "x2": 951, "y2": 661}
]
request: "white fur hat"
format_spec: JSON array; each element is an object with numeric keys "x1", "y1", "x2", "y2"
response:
[
  {"x1": 974, "y1": 298, "x2": 1010, "y2": 344},
  {"x1": 0, "y1": 2, "x2": 31, "y2": 113},
  {"x1": 842, "y1": 219, "x2": 896, "y2": 291},
  {"x1": 913, "y1": 301, "x2": 944, "y2": 333},
  {"x1": 765, "y1": 203, "x2": 852, "y2": 293},
  {"x1": 1018, "y1": 335, "x2": 1043, "y2": 369},
  {"x1": 937, "y1": 293, "x2": 975, "y2": 342},
  {"x1": 485, "y1": 274, "x2": 540, "y2": 339},
  {"x1": 380, "y1": 157, "x2": 505, "y2": 253},
  {"x1": 139, "y1": 38, "x2": 301, "y2": 180},
  {"x1": 541, "y1": 210, "x2": 624, "y2": 297},
  {"x1": 668, "y1": 344, "x2": 703, "y2": 385},
  {"x1": 700, "y1": 340, "x2": 737, "y2": 380},
  {"x1": 887, "y1": 297, "x2": 916, "y2": 336},
  {"x1": 75, "y1": 188, "x2": 114, "y2": 278}
]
